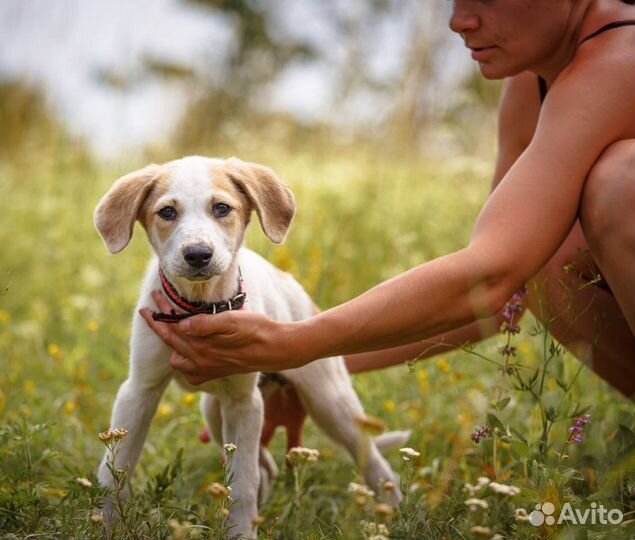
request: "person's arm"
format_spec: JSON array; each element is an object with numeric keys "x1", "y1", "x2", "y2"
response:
[
  {"x1": 301, "y1": 51, "x2": 633, "y2": 358},
  {"x1": 140, "y1": 52, "x2": 634, "y2": 383},
  {"x1": 346, "y1": 72, "x2": 542, "y2": 374}
]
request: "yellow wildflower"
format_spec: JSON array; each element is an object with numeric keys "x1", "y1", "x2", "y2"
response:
[
  {"x1": 437, "y1": 358, "x2": 450, "y2": 373},
  {"x1": 384, "y1": 400, "x2": 396, "y2": 413},
  {"x1": 157, "y1": 403, "x2": 173, "y2": 418},
  {"x1": 42, "y1": 487, "x2": 68, "y2": 498},
  {"x1": 0, "y1": 310, "x2": 10, "y2": 323},
  {"x1": 64, "y1": 400, "x2": 77, "y2": 414},
  {"x1": 87, "y1": 320, "x2": 99, "y2": 332},
  {"x1": 416, "y1": 370, "x2": 429, "y2": 395},
  {"x1": 47, "y1": 343, "x2": 62, "y2": 361},
  {"x1": 182, "y1": 393, "x2": 196, "y2": 406}
]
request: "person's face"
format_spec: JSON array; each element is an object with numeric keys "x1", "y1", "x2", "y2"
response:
[{"x1": 448, "y1": 0, "x2": 575, "y2": 79}]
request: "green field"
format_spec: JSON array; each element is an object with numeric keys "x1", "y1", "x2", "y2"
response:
[{"x1": 1, "y1": 127, "x2": 634, "y2": 539}]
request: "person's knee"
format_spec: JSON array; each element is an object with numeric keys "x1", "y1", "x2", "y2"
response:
[{"x1": 581, "y1": 139, "x2": 635, "y2": 244}]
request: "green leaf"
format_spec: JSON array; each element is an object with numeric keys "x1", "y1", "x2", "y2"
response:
[
  {"x1": 486, "y1": 413, "x2": 505, "y2": 432},
  {"x1": 492, "y1": 397, "x2": 511, "y2": 411},
  {"x1": 509, "y1": 426, "x2": 528, "y2": 445}
]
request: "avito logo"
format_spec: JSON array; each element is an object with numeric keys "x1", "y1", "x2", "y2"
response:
[{"x1": 529, "y1": 501, "x2": 623, "y2": 527}]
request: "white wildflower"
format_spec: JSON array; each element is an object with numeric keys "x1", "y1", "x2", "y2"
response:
[
  {"x1": 374, "y1": 503, "x2": 394, "y2": 519},
  {"x1": 287, "y1": 446, "x2": 320, "y2": 464},
  {"x1": 381, "y1": 480, "x2": 396, "y2": 494},
  {"x1": 360, "y1": 519, "x2": 390, "y2": 538},
  {"x1": 76, "y1": 477, "x2": 93, "y2": 488},
  {"x1": 90, "y1": 512, "x2": 103, "y2": 524},
  {"x1": 464, "y1": 497, "x2": 489, "y2": 511},
  {"x1": 207, "y1": 482, "x2": 230, "y2": 500},
  {"x1": 399, "y1": 447, "x2": 420, "y2": 462},
  {"x1": 469, "y1": 525, "x2": 492, "y2": 537},
  {"x1": 489, "y1": 482, "x2": 520, "y2": 496},
  {"x1": 98, "y1": 428, "x2": 128, "y2": 442},
  {"x1": 348, "y1": 482, "x2": 376, "y2": 498}
]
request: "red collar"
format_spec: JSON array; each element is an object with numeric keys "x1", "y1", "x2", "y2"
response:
[{"x1": 152, "y1": 268, "x2": 246, "y2": 323}]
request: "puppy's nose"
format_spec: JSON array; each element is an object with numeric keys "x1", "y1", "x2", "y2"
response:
[{"x1": 183, "y1": 245, "x2": 213, "y2": 269}]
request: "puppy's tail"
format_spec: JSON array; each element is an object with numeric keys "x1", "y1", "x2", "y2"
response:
[{"x1": 374, "y1": 430, "x2": 412, "y2": 454}]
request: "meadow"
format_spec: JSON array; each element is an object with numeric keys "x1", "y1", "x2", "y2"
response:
[{"x1": 0, "y1": 116, "x2": 634, "y2": 540}]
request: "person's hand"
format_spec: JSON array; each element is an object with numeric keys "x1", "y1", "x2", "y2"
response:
[{"x1": 139, "y1": 291, "x2": 304, "y2": 385}]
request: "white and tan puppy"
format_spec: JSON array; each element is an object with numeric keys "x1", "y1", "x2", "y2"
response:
[{"x1": 94, "y1": 156, "x2": 400, "y2": 539}]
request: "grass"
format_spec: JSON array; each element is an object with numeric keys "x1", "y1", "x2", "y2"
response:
[{"x1": 0, "y1": 126, "x2": 634, "y2": 540}]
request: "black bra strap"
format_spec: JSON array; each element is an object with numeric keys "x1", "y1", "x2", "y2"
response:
[
  {"x1": 537, "y1": 19, "x2": 635, "y2": 104},
  {"x1": 537, "y1": 76, "x2": 548, "y2": 103},
  {"x1": 578, "y1": 19, "x2": 635, "y2": 46}
]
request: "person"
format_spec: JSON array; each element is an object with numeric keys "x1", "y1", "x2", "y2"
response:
[{"x1": 140, "y1": 0, "x2": 635, "y2": 403}]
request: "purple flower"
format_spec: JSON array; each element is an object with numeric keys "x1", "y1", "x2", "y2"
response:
[
  {"x1": 499, "y1": 345, "x2": 517, "y2": 358},
  {"x1": 500, "y1": 321, "x2": 520, "y2": 335},
  {"x1": 566, "y1": 414, "x2": 591, "y2": 444},
  {"x1": 499, "y1": 286, "x2": 527, "y2": 359},
  {"x1": 471, "y1": 426, "x2": 493, "y2": 444}
]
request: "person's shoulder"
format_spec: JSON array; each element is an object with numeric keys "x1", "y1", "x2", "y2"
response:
[
  {"x1": 546, "y1": 29, "x2": 635, "y2": 133},
  {"x1": 558, "y1": 19, "x2": 635, "y2": 88},
  {"x1": 536, "y1": 24, "x2": 635, "y2": 149}
]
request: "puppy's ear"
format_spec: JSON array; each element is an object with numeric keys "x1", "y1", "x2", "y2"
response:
[
  {"x1": 226, "y1": 158, "x2": 296, "y2": 244},
  {"x1": 94, "y1": 164, "x2": 161, "y2": 253}
]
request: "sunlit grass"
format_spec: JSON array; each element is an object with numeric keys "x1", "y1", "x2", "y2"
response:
[{"x1": 1, "y1": 125, "x2": 634, "y2": 539}]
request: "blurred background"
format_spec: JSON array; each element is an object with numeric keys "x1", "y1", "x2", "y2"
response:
[{"x1": 0, "y1": 0, "x2": 500, "y2": 161}]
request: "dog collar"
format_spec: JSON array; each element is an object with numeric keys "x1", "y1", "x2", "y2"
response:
[{"x1": 152, "y1": 267, "x2": 246, "y2": 323}]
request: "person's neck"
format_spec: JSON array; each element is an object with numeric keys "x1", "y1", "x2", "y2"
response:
[{"x1": 533, "y1": 1, "x2": 594, "y2": 85}]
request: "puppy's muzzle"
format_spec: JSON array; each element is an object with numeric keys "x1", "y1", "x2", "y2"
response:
[{"x1": 183, "y1": 244, "x2": 213, "y2": 269}]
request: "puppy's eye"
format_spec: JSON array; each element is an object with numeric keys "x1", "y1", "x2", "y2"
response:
[
  {"x1": 213, "y1": 203, "x2": 232, "y2": 218},
  {"x1": 158, "y1": 206, "x2": 177, "y2": 221}
]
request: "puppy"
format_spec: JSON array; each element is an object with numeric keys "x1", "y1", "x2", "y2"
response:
[{"x1": 94, "y1": 156, "x2": 400, "y2": 539}]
